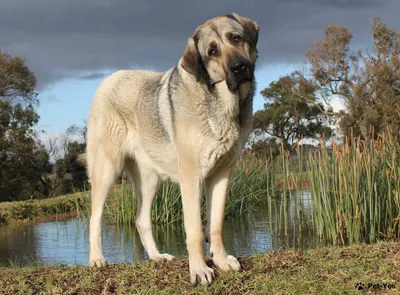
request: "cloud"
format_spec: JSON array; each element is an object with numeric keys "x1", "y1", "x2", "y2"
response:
[
  {"x1": 1, "y1": 0, "x2": 398, "y2": 89},
  {"x1": 78, "y1": 72, "x2": 108, "y2": 80}
]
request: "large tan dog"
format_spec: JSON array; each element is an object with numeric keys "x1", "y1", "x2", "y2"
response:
[{"x1": 84, "y1": 13, "x2": 259, "y2": 285}]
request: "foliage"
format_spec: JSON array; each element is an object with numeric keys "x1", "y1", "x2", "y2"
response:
[
  {"x1": 253, "y1": 71, "x2": 333, "y2": 150},
  {"x1": 306, "y1": 18, "x2": 400, "y2": 139},
  {"x1": 0, "y1": 51, "x2": 51, "y2": 202},
  {"x1": 40, "y1": 123, "x2": 88, "y2": 197},
  {"x1": 308, "y1": 130, "x2": 400, "y2": 246},
  {"x1": 53, "y1": 140, "x2": 88, "y2": 196},
  {"x1": 0, "y1": 51, "x2": 88, "y2": 201},
  {"x1": 0, "y1": 192, "x2": 86, "y2": 224},
  {"x1": 245, "y1": 137, "x2": 281, "y2": 159},
  {"x1": 0, "y1": 51, "x2": 37, "y2": 104},
  {"x1": 2, "y1": 129, "x2": 399, "y2": 252},
  {"x1": 252, "y1": 17, "x2": 400, "y2": 154},
  {"x1": 252, "y1": 129, "x2": 400, "y2": 247}
]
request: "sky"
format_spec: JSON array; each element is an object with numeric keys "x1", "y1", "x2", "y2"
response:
[{"x1": 1, "y1": 0, "x2": 399, "y2": 134}]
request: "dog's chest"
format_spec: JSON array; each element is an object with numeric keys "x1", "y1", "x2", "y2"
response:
[
  {"x1": 199, "y1": 115, "x2": 242, "y2": 176},
  {"x1": 198, "y1": 89, "x2": 253, "y2": 176}
]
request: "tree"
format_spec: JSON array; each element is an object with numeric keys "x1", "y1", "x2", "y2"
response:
[
  {"x1": 53, "y1": 124, "x2": 88, "y2": 196},
  {"x1": 56, "y1": 141, "x2": 87, "y2": 195},
  {"x1": 306, "y1": 18, "x2": 400, "y2": 139},
  {"x1": 249, "y1": 137, "x2": 281, "y2": 158},
  {"x1": 0, "y1": 52, "x2": 37, "y2": 104},
  {"x1": 0, "y1": 98, "x2": 51, "y2": 201},
  {"x1": 253, "y1": 71, "x2": 333, "y2": 149},
  {"x1": 0, "y1": 51, "x2": 50, "y2": 201},
  {"x1": 40, "y1": 123, "x2": 88, "y2": 197}
]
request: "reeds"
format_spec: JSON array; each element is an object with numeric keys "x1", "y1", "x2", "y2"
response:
[
  {"x1": 308, "y1": 130, "x2": 400, "y2": 246},
  {"x1": 77, "y1": 154, "x2": 279, "y2": 225},
  {"x1": 76, "y1": 129, "x2": 400, "y2": 248}
]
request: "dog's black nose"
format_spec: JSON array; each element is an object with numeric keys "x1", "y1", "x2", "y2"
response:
[{"x1": 231, "y1": 62, "x2": 249, "y2": 74}]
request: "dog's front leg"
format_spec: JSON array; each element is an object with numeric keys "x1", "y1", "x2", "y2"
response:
[
  {"x1": 205, "y1": 166, "x2": 241, "y2": 271},
  {"x1": 179, "y1": 161, "x2": 214, "y2": 285}
]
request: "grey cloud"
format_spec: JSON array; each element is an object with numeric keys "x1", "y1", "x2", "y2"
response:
[
  {"x1": 0, "y1": 0, "x2": 398, "y2": 89},
  {"x1": 79, "y1": 72, "x2": 108, "y2": 80}
]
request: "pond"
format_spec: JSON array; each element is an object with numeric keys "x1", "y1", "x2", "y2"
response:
[{"x1": 0, "y1": 191, "x2": 315, "y2": 267}]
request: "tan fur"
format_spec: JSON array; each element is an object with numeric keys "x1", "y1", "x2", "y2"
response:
[{"x1": 85, "y1": 13, "x2": 259, "y2": 285}]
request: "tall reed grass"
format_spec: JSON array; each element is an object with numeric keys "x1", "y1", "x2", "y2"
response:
[
  {"x1": 76, "y1": 129, "x2": 400, "y2": 248},
  {"x1": 308, "y1": 130, "x2": 400, "y2": 246},
  {"x1": 251, "y1": 130, "x2": 400, "y2": 247}
]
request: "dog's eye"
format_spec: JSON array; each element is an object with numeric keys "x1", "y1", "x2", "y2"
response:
[
  {"x1": 208, "y1": 48, "x2": 218, "y2": 56},
  {"x1": 232, "y1": 35, "x2": 242, "y2": 43}
]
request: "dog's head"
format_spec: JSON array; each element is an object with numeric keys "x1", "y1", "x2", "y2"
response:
[{"x1": 181, "y1": 13, "x2": 259, "y2": 92}]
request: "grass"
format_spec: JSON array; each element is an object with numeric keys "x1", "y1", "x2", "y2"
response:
[
  {"x1": 0, "y1": 192, "x2": 86, "y2": 225},
  {"x1": 0, "y1": 154, "x2": 280, "y2": 225},
  {"x1": 0, "y1": 132, "x2": 399, "y2": 293},
  {"x1": 237, "y1": 129, "x2": 400, "y2": 248},
  {"x1": 1, "y1": 129, "x2": 399, "y2": 252},
  {"x1": 308, "y1": 131, "x2": 400, "y2": 246},
  {"x1": 76, "y1": 154, "x2": 280, "y2": 225},
  {"x1": 1, "y1": 242, "x2": 399, "y2": 294}
]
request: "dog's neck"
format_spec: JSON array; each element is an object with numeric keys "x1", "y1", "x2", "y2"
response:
[
  {"x1": 214, "y1": 81, "x2": 252, "y2": 117},
  {"x1": 178, "y1": 62, "x2": 252, "y2": 119},
  {"x1": 177, "y1": 63, "x2": 254, "y2": 152},
  {"x1": 214, "y1": 82, "x2": 240, "y2": 118}
]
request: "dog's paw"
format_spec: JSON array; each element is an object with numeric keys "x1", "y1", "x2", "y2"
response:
[
  {"x1": 212, "y1": 255, "x2": 241, "y2": 272},
  {"x1": 89, "y1": 257, "x2": 108, "y2": 268},
  {"x1": 149, "y1": 253, "x2": 175, "y2": 261},
  {"x1": 189, "y1": 261, "x2": 215, "y2": 285}
]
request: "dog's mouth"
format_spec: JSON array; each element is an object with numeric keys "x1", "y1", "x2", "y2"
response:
[
  {"x1": 209, "y1": 76, "x2": 253, "y2": 92},
  {"x1": 209, "y1": 66, "x2": 254, "y2": 91},
  {"x1": 226, "y1": 71, "x2": 254, "y2": 92}
]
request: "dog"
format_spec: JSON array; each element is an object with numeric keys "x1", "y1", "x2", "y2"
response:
[{"x1": 84, "y1": 13, "x2": 259, "y2": 285}]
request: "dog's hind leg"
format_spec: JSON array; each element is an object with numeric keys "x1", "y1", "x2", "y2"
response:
[
  {"x1": 125, "y1": 158, "x2": 174, "y2": 261},
  {"x1": 88, "y1": 151, "x2": 122, "y2": 267}
]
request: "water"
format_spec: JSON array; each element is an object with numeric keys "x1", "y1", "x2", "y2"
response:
[{"x1": 0, "y1": 192, "x2": 315, "y2": 267}]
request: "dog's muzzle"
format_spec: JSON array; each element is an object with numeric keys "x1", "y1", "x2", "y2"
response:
[{"x1": 226, "y1": 59, "x2": 253, "y2": 92}]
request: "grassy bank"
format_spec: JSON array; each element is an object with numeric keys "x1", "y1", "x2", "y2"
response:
[
  {"x1": 0, "y1": 193, "x2": 86, "y2": 225},
  {"x1": 1, "y1": 242, "x2": 399, "y2": 294}
]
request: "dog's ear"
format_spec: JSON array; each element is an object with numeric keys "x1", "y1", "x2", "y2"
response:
[
  {"x1": 181, "y1": 37, "x2": 205, "y2": 82},
  {"x1": 231, "y1": 13, "x2": 260, "y2": 50}
]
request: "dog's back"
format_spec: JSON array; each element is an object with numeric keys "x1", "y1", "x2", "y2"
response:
[{"x1": 85, "y1": 70, "x2": 167, "y2": 180}]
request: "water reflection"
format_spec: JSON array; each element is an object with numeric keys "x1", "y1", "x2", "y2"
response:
[{"x1": 0, "y1": 192, "x2": 315, "y2": 266}]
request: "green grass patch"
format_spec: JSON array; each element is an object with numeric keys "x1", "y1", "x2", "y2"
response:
[
  {"x1": 0, "y1": 193, "x2": 86, "y2": 225},
  {"x1": 1, "y1": 242, "x2": 399, "y2": 294}
]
